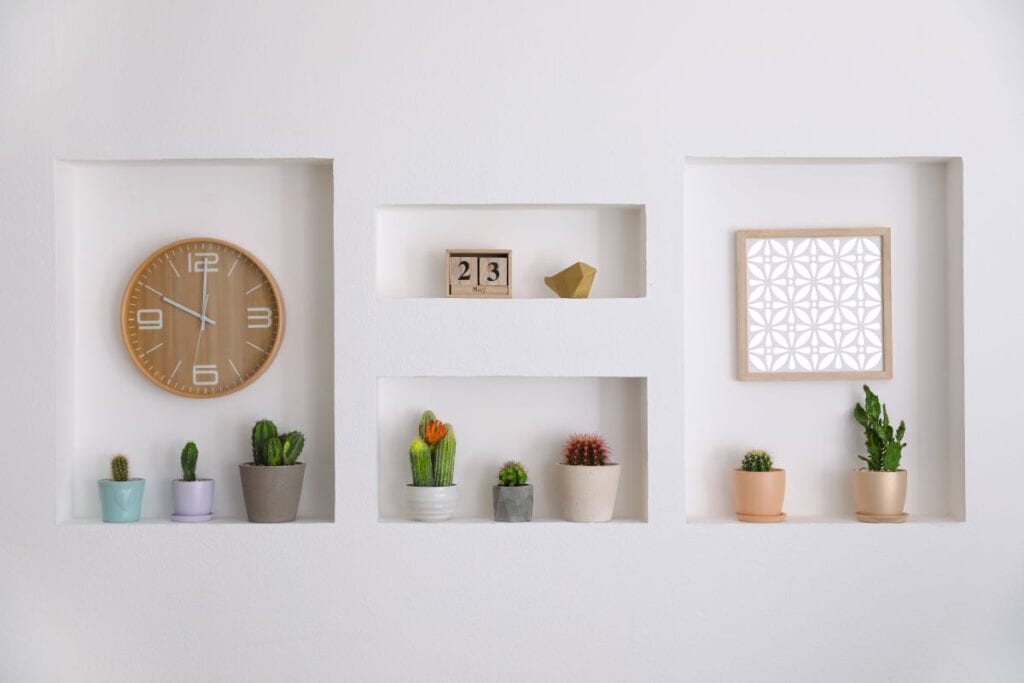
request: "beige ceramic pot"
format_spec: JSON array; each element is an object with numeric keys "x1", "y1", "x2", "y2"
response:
[
  {"x1": 732, "y1": 469, "x2": 786, "y2": 522},
  {"x1": 852, "y1": 469, "x2": 907, "y2": 520},
  {"x1": 239, "y1": 463, "x2": 306, "y2": 523},
  {"x1": 558, "y1": 463, "x2": 621, "y2": 522}
]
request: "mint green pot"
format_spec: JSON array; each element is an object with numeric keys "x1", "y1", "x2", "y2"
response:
[{"x1": 98, "y1": 479, "x2": 145, "y2": 522}]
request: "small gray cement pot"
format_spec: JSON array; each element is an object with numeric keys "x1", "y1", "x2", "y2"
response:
[
  {"x1": 239, "y1": 463, "x2": 305, "y2": 523},
  {"x1": 493, "y1": 484, "x2": 533, "y2": 522}
]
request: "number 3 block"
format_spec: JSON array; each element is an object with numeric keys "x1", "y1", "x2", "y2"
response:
[{"x1": 446, "y1": 249, "x2": 511, "y2": 297}]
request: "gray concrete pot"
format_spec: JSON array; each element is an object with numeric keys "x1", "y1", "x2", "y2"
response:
[
  {"x1": 493, "y1": 484, "x2": 533, "y2": 522},
  {"x1": 238, "y1": 463, "x2": 305, "y2": 523}
]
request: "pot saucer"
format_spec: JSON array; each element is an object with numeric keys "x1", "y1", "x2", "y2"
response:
[
  {"x1": 171, "y1": 513, "x2": 213, "y2": 522},
  {"x1": 736, "y1": 512, "x2": 786, "y2": 523},
  {"x1": 856, "y1": 512, "x2": 908, "y2": 523}
]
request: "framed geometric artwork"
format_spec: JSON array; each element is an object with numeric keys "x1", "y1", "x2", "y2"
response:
[{"x1": 735, "y1": 227, "x2": 892, "y2": 381}]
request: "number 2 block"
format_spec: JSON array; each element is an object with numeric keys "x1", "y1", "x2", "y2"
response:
[{"x1": 448, "y1": 256, "x2": 478, "y2": 287}]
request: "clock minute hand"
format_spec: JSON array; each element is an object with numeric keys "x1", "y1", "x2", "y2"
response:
[{"x1": 162, "y1": 296, "x2": 216, "y2": 326}]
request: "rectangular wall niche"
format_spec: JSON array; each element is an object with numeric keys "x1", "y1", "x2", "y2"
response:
[
  {"x1": 376, "y1": 204, "x2": 647, "y2": 299},
  {"x1": 683, "y1": 157, "x2": 964, "y2": 523},
  {"x1": 378, "y1": 376, "x2": 648, "y2": 522},
  {"x1": 54, "y1": 159, "x2": 335, "y2": 523}
]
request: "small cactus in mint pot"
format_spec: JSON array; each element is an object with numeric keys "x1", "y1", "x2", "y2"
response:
[
  {"x1": 111, "y1": 454, "x2": 130, "y2": 481},
  {"x1": 740, "y1": 449, "x2": 773, "y2": 472}
]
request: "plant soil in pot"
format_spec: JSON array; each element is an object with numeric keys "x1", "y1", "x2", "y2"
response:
[
  {"x1": 493, "y1": 461, "x2": 533, "y2": 522},
  {"x1": 172, "y1": 441, "x2": 214, "y2": 522},
  {"x1": 240, "y1": 420, "x2": 307, "y2": 523},
  {"x1": 731, "y1": 449, "x2": 785, "y2": 522},
  {"x1": 405, "y1": 411, "x2": 459, "y2": 521},
  {"x1": 98, "y1": 454, "x2": 145, "y2": 523},
  {"x1": 558, "y1": 434, "x2": 620, "y2": 523},
  {"x1": 852, "y1": 385, "x2": 909, "y2": 523}
]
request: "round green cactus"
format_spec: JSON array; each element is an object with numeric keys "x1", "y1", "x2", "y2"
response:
[
  {"x1": 740, "y1": 449, "x2": 773, "y2": 472},
  {"x1": 497, "y1": 461, "x2": 528, "y2": 487}
]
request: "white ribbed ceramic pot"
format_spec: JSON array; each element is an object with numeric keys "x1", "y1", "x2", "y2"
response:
[{"x1": 404, "y1": 485, "x2": 458, "y2": 522}]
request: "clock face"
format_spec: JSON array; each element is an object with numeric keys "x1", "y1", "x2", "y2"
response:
[{"x1": 120, "y1": 238, "x2": 284, "y2": 398}]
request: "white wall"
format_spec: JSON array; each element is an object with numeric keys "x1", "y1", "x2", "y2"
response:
[{"x1": 2, "y1": 1, "x2": 1023, "y2": 681}]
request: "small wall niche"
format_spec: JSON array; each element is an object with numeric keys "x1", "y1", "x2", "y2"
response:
[
  {"x1": 376, "y1": 204, "x2": 647, "y2": 299},
  {"x1": 377, "y1": 376, "x2": 648, "y2": 523}
]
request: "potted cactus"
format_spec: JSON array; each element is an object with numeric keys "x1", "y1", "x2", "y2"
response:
[
  {"x1": 98, "y1": 454, "x2": 145, "y2": 523},
  {"x1": 852, "y1": 385, "x2": 909, "y2": 522},
  {"x1": 732, "y1": 449, "x2": 785, "y2": 522},
  {"x1": 171, "y1": 441, "x2": 214, "y2": 522},
  {"x1": 558, "y1": 434, "x2": 620, "y2": 522},
  {"x1": 238, "y1": 419, "x2": 306, "y2": 523},
  {"x1": 493, "y1": 461, "x2": 533, "y2": 522},
  {"x1": 405, "y1": 410, "x2": 458, "y2": 522}
]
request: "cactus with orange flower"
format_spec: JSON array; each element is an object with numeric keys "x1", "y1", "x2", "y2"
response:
[{"x1": 409, "y1": 410, "x2": 456, "y2": 487}]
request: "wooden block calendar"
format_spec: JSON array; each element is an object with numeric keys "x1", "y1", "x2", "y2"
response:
[{"x1": 446, "y1": 249, "x2": 511, "y2": 297}]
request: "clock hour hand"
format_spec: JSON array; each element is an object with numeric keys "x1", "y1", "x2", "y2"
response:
[{"x1": 162, "y1": 296, "x2": 216, "y2": 326}]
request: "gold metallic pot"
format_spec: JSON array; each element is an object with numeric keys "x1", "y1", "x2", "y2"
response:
[{"x1": 852, "y1": 469, "x2": 907, "y2": 519}]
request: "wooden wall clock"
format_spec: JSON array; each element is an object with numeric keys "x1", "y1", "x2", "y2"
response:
[{"x1": 120, "y1": 237, "x2": 284, "y2": 398}]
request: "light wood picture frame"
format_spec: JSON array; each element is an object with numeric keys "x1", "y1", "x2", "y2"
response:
[{"x1": 735, "y1": 227, "x2": 892, "y2": 381}]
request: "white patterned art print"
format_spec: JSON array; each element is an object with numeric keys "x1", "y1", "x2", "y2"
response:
[{"x1": 735, "y1": 228, "x2": 892, "y2": 380}]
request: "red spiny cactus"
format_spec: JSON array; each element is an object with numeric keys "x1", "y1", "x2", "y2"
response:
[{"x1": 563, "y1": 434, "x2": 611, "y2": 466}]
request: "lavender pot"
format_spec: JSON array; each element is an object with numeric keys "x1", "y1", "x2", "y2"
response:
[{"x1": 171, "y1": 479, "x2": 214, "y2": 522}]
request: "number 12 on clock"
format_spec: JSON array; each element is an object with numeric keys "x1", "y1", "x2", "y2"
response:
[{"x1": 446, "y1": 249, "x2": 511, "y2": 297}]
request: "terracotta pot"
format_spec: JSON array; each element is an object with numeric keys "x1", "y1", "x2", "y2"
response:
[
  {"x1": 404, "y1": 485, "x2": 458, "y2": 522},
  {"x1": 493, "y1": 484, "x2": 533, "y2": 522},
  {"x1": 558, "y1": 463, "x2": 620, "y2": 522},
  {"x1": 238, "y1": 463, "x2": 305, "y2": 523},
  {"x1": 732, "y1": 469, "x2": 785, "y2": 522},
  {"x1": 852, "y1": 469, "x2": 907, "y2": 518},
  {"x1": 171, "y1": 479, "x2": 214, "y2": 522}
]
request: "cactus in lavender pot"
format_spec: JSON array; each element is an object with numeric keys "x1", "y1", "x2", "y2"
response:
[{"x1": 180, "y1": 442, "x2": 198, "y2": 481}]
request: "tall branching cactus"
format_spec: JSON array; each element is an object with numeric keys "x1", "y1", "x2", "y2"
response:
[
  {"x1": 853, "y1": 385, "x2": 907, "y2": 472},
  {"x1": 740, "y1": 449, "x2": 773, "y2": 472},
  {"x1": 409, "y1": 410, "x2": 456, "y2": 486},
  {"x1": 181, "y1": 442, "x2": 198, "y2": 481},
  {"x1": 111, "y1": 454, "x2": 129, "y2": 482},
  {"x1": 251, "y1": 419, "x2": 305, "y2": 466},
  {"x1": 563, "y1": 434, "x2": 611, "y2": 466}
]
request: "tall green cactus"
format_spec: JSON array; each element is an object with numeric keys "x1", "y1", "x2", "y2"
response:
[
  {"x1": 418, "y1": 410, "x2": 437, "y2": 440},
  {"x1": 265, "y1": 437, "x2": 284, "y2": 466},
  {"x1": 433, "y1": 425, "x2": 456, "y2": 487},
  {"x1": 281, "y1": 431, "x2": 305, "y2": 466},
  {"x1": 251, "y1": 419, "x2": 278, "y2": 466},
  {"x1": 854, "y1": 385, "x2": 907, "y2": 471},
  {"x1": 181, "y1": 441, "x2": 198, "y2": 481},
  {"x1": 111, "y1": 454, "x2": 129, "y2": 482},
  {"x1": 409, "y1": 438, "x2": 433, "y2": 486}
]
